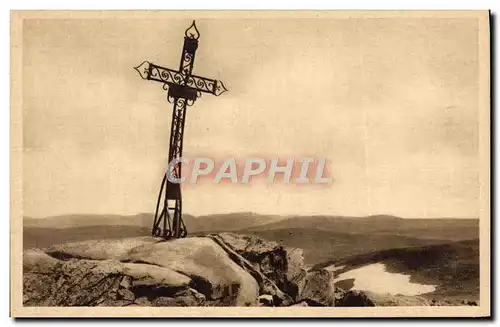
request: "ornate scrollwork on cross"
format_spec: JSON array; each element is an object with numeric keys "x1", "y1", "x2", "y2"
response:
[
  {"x1": 134, "y1": 20, "x2": 227, "y2": 240},
  {"x1": 135, "y1": 61, "x2": 227, "y2": 98}
]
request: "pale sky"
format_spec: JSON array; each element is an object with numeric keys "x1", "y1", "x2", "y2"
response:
[{"x1": 23, "y1": 16, "x2": 480, "y2": 218}]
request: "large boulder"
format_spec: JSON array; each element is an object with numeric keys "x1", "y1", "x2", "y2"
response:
[
  {"x1": 23, "y1": 248, "x2": 204, "y2": 307},
  {"x1": 299, "y1": 269, "x2": 337, "y2": 306},
  {"x1": 207, "y1": 234, "x2": 293, "y2": 306},
  {"x1": 123, "y1": 237, "x2": 259, "y2": 306},
  {"x1": 335, "y1": 290, "x2": 431, "y2": 307},
  {"x1": 214, "y1": 232, "x2": 307, "y2": 300},
  {"x1": 23, "y1": 234, "x2": 314, "y2": 307},
  {"x1": 23, "y1": 236, "x2": 260, "y2": 307}
]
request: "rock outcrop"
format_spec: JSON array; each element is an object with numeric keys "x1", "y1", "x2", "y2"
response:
[
  {"x1": 23, "y1": 251, "x2": 202, "y2": 306},
  {"x1": 124, "y1": 237, "x2": 259, "y2": 306},
  {"x1": 299, "y1": 269, "x2": 337, "y2": 306},
  {"x1": 22, "y1": 233, "x2": 435, "y2": 307},
  {"x1": 23, "y1": 234, "x2": 306, "y2": 307},
  {"x1": 213, "y1": 233, "x2": 307, "y2": 300}
]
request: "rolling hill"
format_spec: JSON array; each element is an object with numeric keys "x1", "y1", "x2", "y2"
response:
[
  {"x1": 24, "y1": 225, "x2": 150, "y2": 249},
  {"x1": 24, "y1": 212, "x2": 284, "y2": 232},
  {"x1": 244, "y1": 215, "x2": 479, "y2": 241},
  {"x1": 238, "y1": 228, "x2": 455, "y2": 266}
]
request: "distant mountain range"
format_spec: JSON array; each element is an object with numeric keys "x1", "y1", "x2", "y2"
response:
[
  {"x1": 24, "y1": 212, "x2": 478, "y2": 263},
  {"x1": 23, "y1": 212, "x2": 285, "y2": 231},
  {"x1": 24, "y1": 212, "x2": 478, "y2": 239}
]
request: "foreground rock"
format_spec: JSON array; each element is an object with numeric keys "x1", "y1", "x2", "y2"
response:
[
  {"x1": 299, "y1": 269, "x2": 337, "y2": 306},
  {"x1": 213, "y1": 233, "x2": 307, "y2": 300},
  {"x1": 335, "y1": 290, "x2": 430, "y2": 307},
  {"x1": 23, "y1": 234, "x2": 302, "y2": 307},
  {"x1": 207, "y1": 234, "x2": 293, "y2": 306},
  {"x1": 124, "y1": 237, "x2": 259, "y2": 306},
  {"x1": 24, "y1": 250, "x2": 200, "y2": 306},
  {"x1": 23, "y1": 233, "x2": 435, "y2": 307}
]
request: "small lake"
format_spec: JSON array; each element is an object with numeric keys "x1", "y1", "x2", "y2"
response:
[{"x1": 331, "y1": 263, "x2": 437, "y2": 296}]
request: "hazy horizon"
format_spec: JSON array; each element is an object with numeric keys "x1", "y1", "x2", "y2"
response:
[
  {"x1": 23, "y1": 211, "x2": 479, "y2": 220},
  {"x1": 23, "y1": 16, "x2": 480, "y2": 219}
]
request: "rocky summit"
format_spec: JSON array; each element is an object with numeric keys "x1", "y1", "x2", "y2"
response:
[{"x1": 23, "y1": 232, "x2": 428, "y2": 307}]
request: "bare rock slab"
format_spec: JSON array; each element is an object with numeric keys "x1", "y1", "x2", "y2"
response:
[
  {"x1": 124, "y1": 237, "x2": 259, "y2": 306},
  {"x1": 23, "y1": 249, "x2": 197, "y2": 307},
  {"x1": 23, "y1": 234, "x2": 309, "y2": 307}
]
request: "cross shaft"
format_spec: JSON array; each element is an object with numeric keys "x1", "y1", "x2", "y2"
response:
[{"x1": 134, "y1": 21, "x2": 227, "y2": 239}]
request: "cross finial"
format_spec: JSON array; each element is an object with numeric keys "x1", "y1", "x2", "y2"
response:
[{"x1": 185, "y1": 20, "x2": 200, "y2": 40}]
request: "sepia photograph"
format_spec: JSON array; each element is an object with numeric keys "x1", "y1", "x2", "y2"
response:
[{"x1": 10, "y1": 10, "x2": 490, "y2": 317}]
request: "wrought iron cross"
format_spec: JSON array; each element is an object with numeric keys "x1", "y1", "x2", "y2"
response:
[{"x1": 134, "y1": 21, "x2": 227, "y2": 239}]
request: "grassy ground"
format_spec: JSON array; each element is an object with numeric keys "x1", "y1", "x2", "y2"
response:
[{"x1": 240, "y1": 228, "x2": 452, "y2": 266}]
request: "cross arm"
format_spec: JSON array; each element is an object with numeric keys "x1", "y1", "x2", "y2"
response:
[{"x1": 134, "y1": 61, "x2": 228, "y2": 96}]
